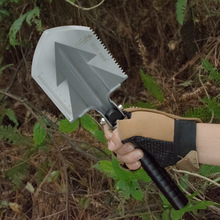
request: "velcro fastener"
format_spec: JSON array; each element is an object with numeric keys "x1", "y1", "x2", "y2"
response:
[{"x1": 174, "y1": 119, "x2": 197, "y2": 161}]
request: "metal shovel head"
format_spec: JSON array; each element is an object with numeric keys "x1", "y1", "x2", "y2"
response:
[{"x1": 32, "y1": 26, "x2": 127, "y2": 122}]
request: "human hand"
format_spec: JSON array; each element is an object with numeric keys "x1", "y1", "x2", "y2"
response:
[
  {"x1": 103, "y1": 124, "x2": 144, "y2": 170},
  {"x1": 103, "y1": 108, "x2": 201, "y2": 171}
]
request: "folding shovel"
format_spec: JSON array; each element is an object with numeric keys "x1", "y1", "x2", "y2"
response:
[{"x1": 32, "y1": 26, "x2": 188, "y2": 210}]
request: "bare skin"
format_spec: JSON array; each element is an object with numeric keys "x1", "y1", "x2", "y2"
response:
[{"x1": 104, "y1": 123, "x2": 220, "y2": 170}]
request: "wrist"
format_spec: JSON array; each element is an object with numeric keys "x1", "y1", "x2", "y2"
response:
[{"x1": 196, "y1": 123, "x2": 220, "y2": 166}]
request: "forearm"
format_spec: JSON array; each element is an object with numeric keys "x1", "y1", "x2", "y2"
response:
[{"x1": 196, "y1": 123, "x2": 220, "y2": 166}]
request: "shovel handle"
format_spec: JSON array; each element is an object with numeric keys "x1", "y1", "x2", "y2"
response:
[
  {"x1": 133, "y1": 142, "x2": 188, "y2": 210},
  {"x1": 105, "y1": 108, "x2": 188, "y2": 209}
]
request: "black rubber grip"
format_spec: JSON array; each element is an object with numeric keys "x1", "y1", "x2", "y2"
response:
[
  {"x1": 137, "y1": 146, "x2": 188, "y2": 210},
  {"x1": 105, "y1": 108, "x2": 188, "y2": 209}
]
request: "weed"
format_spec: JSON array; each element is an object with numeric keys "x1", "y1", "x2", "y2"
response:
[
  {"x1": 140, "y1": 69, "x2": 164, "y2": 103},
  {"x1": 9, "y1": 6, "x2": 42, "y2": 47},
  {"x1": 176, "y1": 0, "x2": 188, "y2": 26},
  {"x1": 59, "y1": 114, "x2": 106, "y2": 143}
]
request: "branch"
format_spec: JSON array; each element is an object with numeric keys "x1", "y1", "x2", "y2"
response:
[
  {"x1": 65, "y1": 0, "x2": 105, "y2": 11},
  {"x1": 0, "y1": 90, "x2": 108, "y2": 162}
]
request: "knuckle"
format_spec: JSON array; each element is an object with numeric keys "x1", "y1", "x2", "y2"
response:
[{"x1": 126, "y1": 162, "x2": 141, "y2": 170}]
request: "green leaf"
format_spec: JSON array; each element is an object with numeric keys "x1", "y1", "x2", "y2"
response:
[
  {"x1": 5, "y1": 108, "x2": 18, "y2": 126},
  {"x1": 129, "y1": 180, "x2": 143, "y2": 200},
  {"x1": 116, "y1": 179, "x2": 143, "y2": 200},
  {"x1": 80, "y1": 114, "x2": 106, "y2": 142},
  {"x1": 46, "y1": 170, "x2": 60, "y2": 183},
  {"x1": 115, "y1": 179, "x2": 131, "y2": 200},
  {"x1": 160, "y1": 194, "x2": 171, "y2": 208},
  {"x1": 25, "y1": 6, "x2": 42, "y2": 32},
  {"x1": 33, "y1": 122, "x2": 47, "y2": 146},
  {"x1": 9, "y1": 7, "x2": 42, "y2": 47},
  {"x1": 176, "y1": 0, "x2": 188, "y2": 25},
  {"x1": 59, "y1": 118, "x2": 79, "y2": 133},
  {"x1": 91, "y1": 129, "x2": 106, "y2": 143},
  {"x1": 199, "y1": 164, "x2": 220, "y2": 177},
  {"x1": 162, "y1": 209, "x2": 170, "y2": 220},
  {"x1": 93, "y1": 160, "x2": 118, "y2": 179},
  {"x1": 80, "y1": 114, "x2": 98, "y2": 131},
  {"x1": 25, "y1": 7, "x2": 40, "y2": 25},
  {"x1": 94, "y1": 157, "x2": 149, "y2": 201},
  {"x1": 133, "y1": 168, "x2": 151, "y2": 182},
  {"x1": 140, "y1": 69, "x2": 164, "y2": 102},
  {"x1": 179, "y1": 174, "x2": 189, "y2": 190},
  {"x1": 111, "y1": 156, "x2": 130, "y2": 181},
  {"x1": 9, "y1": 13, "x2": 26, "y2": 46},
  {"x1": 187, "y1": 190, "x2": 199, "y2": 199},
  {"x1": 171, "y1": 200, "x2": 217, "y2": 220}
]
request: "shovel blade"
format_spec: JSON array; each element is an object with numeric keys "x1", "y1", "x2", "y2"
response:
[{"x1": 32, "y1": 26, "x2": 127, "y2": 122}]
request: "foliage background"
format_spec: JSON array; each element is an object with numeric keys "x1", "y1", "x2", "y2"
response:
[{"x1": 0, "y1": 0, "x2": 220, "y2": 219}]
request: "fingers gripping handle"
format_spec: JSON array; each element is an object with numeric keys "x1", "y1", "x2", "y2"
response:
[
  {"x1": 135, "y1": 144, "x2": 188, "y2": 210},
  {"x1": 105, "y1": 108, "x2": 188, "y2": 209}
]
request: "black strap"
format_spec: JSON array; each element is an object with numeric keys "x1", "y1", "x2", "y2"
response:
[{"x1": 174, "y1": 119, "x2": 197, "y2": 161}]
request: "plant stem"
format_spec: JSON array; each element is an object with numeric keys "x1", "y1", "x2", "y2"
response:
[{"x1": 172, "y1": 168, "x2": 220, "y2": 187}]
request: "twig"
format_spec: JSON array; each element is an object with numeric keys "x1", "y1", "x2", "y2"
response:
[
  {"x1": 0, "y1": 90, "x2": 106, "y2": 162},
  {"x1": 35, "y1": 209, "x2": 66, "y2": 220},
  {"x1": 172, "y1": 168, "x2": 220, "y2": 187},
  {"x1": 65, "y1": 0, "x2": 105, "y2": 10},
  {"x1": 49, "y1": 128, "x2": 107, "y2": 162},
  {"x1": 173, "y1": 171, "x2": 204, "y2": 202},
  {"x1": 52, "y1": 140, "x2": 70, "y2": 220},
  {"x1": 32, "y1": 162, "x2": 56, "y2": 218},
  {"x1": 198, "y1": 69, "x2": 209, "y2": 98},
  {"x1": 34, "y1": 162, "x2": 56, "y2": 198},
  {"x1": 0, "y1": 90, "x2": 40, "y2": 121},
  {"x1": 6, "y1": 30, "x2": 34, "y2": 93}
]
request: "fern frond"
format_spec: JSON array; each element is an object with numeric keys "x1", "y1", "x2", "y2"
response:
[
  {"x1": 0, "y1": 105, "x2": 19, "y2": 126},
  {"x1": 200, "y1": 97, "x2": 220, "y2": 119},
  {"x1": 182, "y1": 107, "x2": 211, "y2": 121},
  {"x1": 6, "y1": 161, "x2": 29, "y2": 189},
  {"x1": 140, "y1": 69, "x2": 164, "y2": 103},
  {"x1": 0, "y1": 125, "x2": 26, "y2": 144},
  {"x1": 202, "y1": 59, "x2": 220, "y2": 86},
  {"x1": 176, "y1": 0, "x2": 188, "y2": 25}
]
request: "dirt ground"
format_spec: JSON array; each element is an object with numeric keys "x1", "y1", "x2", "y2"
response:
[{"x1": 0, "y1": 0, "x2": 220, "y2": 219}]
